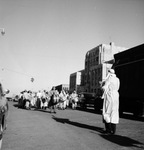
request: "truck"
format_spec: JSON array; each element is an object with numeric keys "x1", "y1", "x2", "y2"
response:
[{"x1": 113, "y1": 44, "x2": 144, "y2": 116}]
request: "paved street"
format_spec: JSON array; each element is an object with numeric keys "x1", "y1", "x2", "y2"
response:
[{"x1": 2, "y1": 101, "x2": 144, "y2": 150}]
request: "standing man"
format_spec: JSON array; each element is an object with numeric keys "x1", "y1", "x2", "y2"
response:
[{"x1": 101, "y1": 69, "x2": 120, "y2": 135}]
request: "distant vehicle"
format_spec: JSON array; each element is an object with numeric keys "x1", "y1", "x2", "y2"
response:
[
  {"x1": 78, "y1": 92, "x2": 96, "y2": 109},
  {"x1": 6, "y1": 97, "x2": 12, "y2": 101},
  {"x1": 13, "y1": 95, "x2": 19, "y2": 102},
  {"x1": 0, "y1": 84, "x2": 9, "y2": 149},
  {"x1": 113, "y1": 44, "x2": 144, "y2": 116}
]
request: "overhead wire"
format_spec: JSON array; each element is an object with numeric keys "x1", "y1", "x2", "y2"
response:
[{"x1": 1, "y1": 67, "x2": 34, "y2": 82}]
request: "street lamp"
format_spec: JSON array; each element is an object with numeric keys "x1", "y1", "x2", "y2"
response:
[{"x1": 0, "y1": 28, "x2": 5, "y2": 35}]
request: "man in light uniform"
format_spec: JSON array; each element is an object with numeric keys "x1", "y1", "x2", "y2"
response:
[{"x1": 102, "y1": 69, "x2": 120, "y2": 134}]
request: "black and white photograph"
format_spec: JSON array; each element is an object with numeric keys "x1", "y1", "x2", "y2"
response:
[{"x1": 0, "y1": 0, "x2": 144, "y2": 150}]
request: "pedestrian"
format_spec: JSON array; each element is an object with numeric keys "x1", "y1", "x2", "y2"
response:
[
  {"x1": 36, "y1": 90, "x2": 42, "y2": 109},
  {"x1": 65, "y1": 91, "x2": 70, "y2": 109},
  {"x1": 25, "y1": 91, "x2": 31, "y2": 110},
  {"x1": 30, "y1": 92, "x2": 37, "y2": 108},
  {"x1": 101, "y1": 69, "x2": 120, "y2": 135},
  {"x1": 49, "y1": 87, "x2": 59, "y2": 113},
  {"x1": 70, "y1": 90, "x2": 78, "y2": 109},
  {"x1": 59, "y1": 89, "x2": 67, "y2": 110},
  {"x1": 41, "y1": 90, "x2": 48, "y2": 110},
  {"x1": 23, "y1": 90, "x2": 29, "y2": 109},
  {"x1": 18, "y1": 91, "x2": 24, "y2": 108}
]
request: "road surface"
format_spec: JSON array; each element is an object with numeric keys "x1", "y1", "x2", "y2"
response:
[{"x1": 2, "y1": 101, "x2": 144, "y2": 150}]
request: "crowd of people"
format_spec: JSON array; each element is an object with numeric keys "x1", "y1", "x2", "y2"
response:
[
  {"x1": 17, "y1": 87, "x2": 79, "y2": 113},
  {"x1": 14, "y1": 68, "x2": 120, "y2": 135}
]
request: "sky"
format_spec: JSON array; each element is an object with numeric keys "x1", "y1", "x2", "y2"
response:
[{"x1": 0, "y1": 0, "x2": 144, "y2": 95}]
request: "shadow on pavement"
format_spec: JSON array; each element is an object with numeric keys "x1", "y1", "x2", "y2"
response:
[
  {"x1": 33, "y1": 108, "x2": 54, "y2": 114},
  {"x1": 13, "y1": 103, "x2": 19, "y2": 108},
  {"x1": 52, "y1": 116, "x2": 104, "y2": 133},
  {"x1": 100, "y1": 134, "x2": 144, "y2": 149},
  {"x1": 13, "y1": 103, "x2": 53, "y2": 113},
  {"x1": 52, "y1": 116, "x2": 144, "y2": 149}
]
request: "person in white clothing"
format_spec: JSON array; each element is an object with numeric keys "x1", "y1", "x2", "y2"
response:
[
  {"x1": 36, "y1": 91, "x2": 42, "y2": 109},
  {"x1": 49, "y1": 87, "x2": 59, "y2": 113},
  {"x1": 101, "y1": 69, "x2": 120, "y2": 134},
  {"x1": 70, "y1": 90, "x2": 78, "y2": 109},
  {"x1": 59, "y1": 89, "x2": 67, "y2": 109}
]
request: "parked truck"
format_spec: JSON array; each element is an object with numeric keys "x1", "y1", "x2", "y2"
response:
[{"x1": 113, "y1": 44, "x2": 144, "y2": 116}]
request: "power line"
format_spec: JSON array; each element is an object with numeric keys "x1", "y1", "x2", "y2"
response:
[
  {"x1": 1, "y1": 67, "x2": 35, "y2": 82},
  {"x1": 2, "y1": 68, "x2": 30, "y2": 77}
]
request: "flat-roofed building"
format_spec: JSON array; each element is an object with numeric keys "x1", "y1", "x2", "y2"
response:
[
  {"x1": 55, "y1": 84, "x2": 69, "y2": 93},
  {"x1": 84, "y1": 42, "x2": 127, "y2": 94},
  {"x1": 69, "y1": 69, "x2": 85, "y2": 94}
]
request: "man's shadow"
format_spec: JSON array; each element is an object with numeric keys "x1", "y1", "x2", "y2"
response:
[
  {"x1": 100, "y1": 134, "x2": 144, "y2": 149},
  {"x1": 52, "y1": 116, "x2": 104, "y2": 133},
  {"x1": 13, "y1": 103, "x2": 53, "y2": 113},
  {"x1": 52, "y1": 116, "x2": 144, "y2": 149}
]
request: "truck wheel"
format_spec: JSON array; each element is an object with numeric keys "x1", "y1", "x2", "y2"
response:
[
  {"x1": 80, "y1": 103, "x2": 86, "y2": 110},
  {"x1": 94, "y1": 104, "x2": 99, "y2": 112},
  {"x1": 83, "y1": 104, "x2": 86, "y2": 110},
  {"x1": 94, "y1": 102, "x2": 101, "y2": 112},
  {"x1": 95, "y1": 107, "x2": 100, "y2": 112},
  {"x1": 133, "y1": 110, "x2": 141, "y2": 117}
]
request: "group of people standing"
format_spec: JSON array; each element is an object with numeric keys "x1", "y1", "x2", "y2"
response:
[{"x1": 17, "y1": 87, "x2": 78, "y2": 113}]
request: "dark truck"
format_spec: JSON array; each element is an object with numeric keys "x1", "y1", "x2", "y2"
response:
[
  {"x1": 77, "y1": 92, "x2": 96, "y2": 109},
  {"x1": 113, "y1": 44, "x2": 144, "y2": 116}
]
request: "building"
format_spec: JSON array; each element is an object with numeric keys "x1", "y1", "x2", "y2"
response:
[
  {"x1": 69, "y1": 70, "x2": 85, "y2": 94},
  {"x1": 84, "y1": 42, "x2": 127, "y2": 94},
  {"x1": 55, "y1": 84, "x2": 69, "y2": 93}
]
